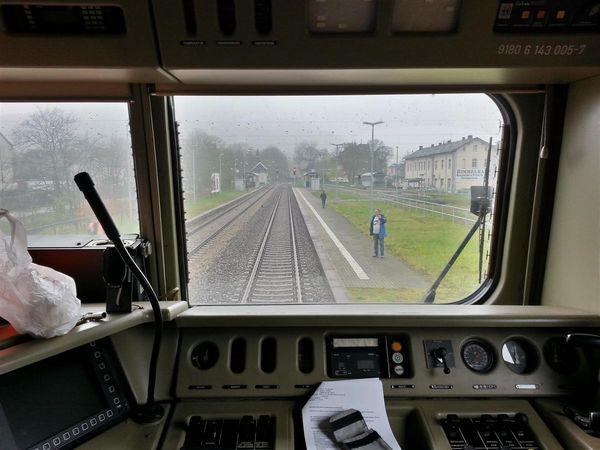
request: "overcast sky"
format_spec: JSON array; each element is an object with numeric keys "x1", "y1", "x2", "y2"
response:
[
  {"x1": 0, "y1": 103, "x2": 130, "y2": 143},
  {"x1": 174, "y1": 94, "x2": 503, "y2": 160},
  {"x1": 0, "y1": 94, "x2": 503, "y2": 162}
]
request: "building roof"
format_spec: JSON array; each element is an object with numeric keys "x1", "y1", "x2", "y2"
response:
[
  {"x1": 405, "y1": 136, "x2": 488, "y2": 160},
  {"x1": 250, "y1": 162, "x2": 268, "y2": 173}
]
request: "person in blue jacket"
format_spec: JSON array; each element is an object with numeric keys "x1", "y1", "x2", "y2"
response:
[{"x1": 369, "y1": 208, "x2": 387, "y2": 258}]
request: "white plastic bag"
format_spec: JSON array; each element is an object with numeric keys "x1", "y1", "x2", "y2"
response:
[{"x1": 0, "y1": 209, "x2": 81, "y2": 338}]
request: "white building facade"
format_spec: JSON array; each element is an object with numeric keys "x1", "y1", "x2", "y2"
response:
[{"x1": 404, "y1": 136, "x2": 498, "y2": 192}]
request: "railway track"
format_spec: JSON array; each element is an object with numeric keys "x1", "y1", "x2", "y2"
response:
[
  {"x1": 241, "y1": 187, "x2": 303, "y2": 304},
  {"x1": 187, "y1": 186, "x2": 273, "y2": 257},
  {"x1": 187, "y1": 184, "x2": 334, "y2": 305}
]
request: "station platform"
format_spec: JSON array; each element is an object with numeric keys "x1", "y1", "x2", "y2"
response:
[{"x1": 294, "y1": 187, "x2": 429, "y2": 304}]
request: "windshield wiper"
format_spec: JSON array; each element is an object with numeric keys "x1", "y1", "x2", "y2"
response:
[{"x1": 422, "y1": 138, "x2": 494, "y2": 304}]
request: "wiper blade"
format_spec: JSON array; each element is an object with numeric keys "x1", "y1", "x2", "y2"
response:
[
  {"x1": 421, "y1": 215, "x2": 484, "y2": 304},
  {"x1": 422, "y1": 138, "x2": 494, "y2": 304}
]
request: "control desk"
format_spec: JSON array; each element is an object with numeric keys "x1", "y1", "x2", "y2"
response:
[{"x1": 2, "y1": 305, "x2": 600, "y2": 450}]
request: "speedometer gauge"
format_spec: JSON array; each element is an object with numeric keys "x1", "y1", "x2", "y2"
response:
[{"x1": 461, "y1": 340, "x2": 494, "y2": 373}]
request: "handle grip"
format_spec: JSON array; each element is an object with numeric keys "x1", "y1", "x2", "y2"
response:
[{"x1": 74, "y1": 172, "x2": 121, "y2": 241}]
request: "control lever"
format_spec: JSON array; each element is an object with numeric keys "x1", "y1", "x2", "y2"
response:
[
  {"x1": 433, "y1": 347, "x2": 451, "y2": 374},
  {"x1": 562, "y1": 334, "x2": 600, "y2": 436},
  {"x1": 563, "y1": 406, "x2": 600, "y2": 436},
  {"x1": 566, "y1": 333, "x2": 600, "y2": 347}
]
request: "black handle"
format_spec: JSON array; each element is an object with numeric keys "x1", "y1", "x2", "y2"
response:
[
  {"x1": 565, "y1": 333, "x2": 600, "y2": 347},
  {"x1": 74, "y1": 172, "x2": 121, "y2": 242},
  {"x1": 433, "y1": 347, "x2": 451, "y2": 374}
]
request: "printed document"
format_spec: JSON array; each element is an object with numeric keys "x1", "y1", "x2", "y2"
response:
[{"x1": 301, "y1": 378, "x2": 401, "y2": 450}]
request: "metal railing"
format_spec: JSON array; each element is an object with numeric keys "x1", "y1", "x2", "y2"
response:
[{"x1": 325, "y1": 184, "x2": 477, "y2": 226}]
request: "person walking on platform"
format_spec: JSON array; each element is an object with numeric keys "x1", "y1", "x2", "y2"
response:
[
  {"x1": 320, "y1": 189, "x2": 327, "y2": 208},
  {"x1": 370, "y1": 208, "x2": 387, "y2": 258}
]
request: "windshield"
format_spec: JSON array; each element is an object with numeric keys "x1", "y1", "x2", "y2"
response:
[
  {"x1": 174, "y1": 94, "x2": 504, "y2": 305},
  {"x1": 0, "y1": 102, "x2": 138, "y2": 244}
]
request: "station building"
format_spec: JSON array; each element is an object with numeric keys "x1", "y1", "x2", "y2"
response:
[
  {"x1": 404, "y1": 136, "x2": 498, "y2": 192},
  {"x1": 249, "y1": 162, "x2": 269, "y2": 186}
]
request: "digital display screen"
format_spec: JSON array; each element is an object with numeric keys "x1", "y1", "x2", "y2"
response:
[
  {"x1": 0, "y1": 342, "x2": 129, "y2": 450},
  {"x1": 357, "y1": 359, "x2": 376, "y2": 370}
]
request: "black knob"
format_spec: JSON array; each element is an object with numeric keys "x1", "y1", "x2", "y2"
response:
[
  {"x1": 434, "y1": 347, "x2": 447, "y2": 358},
  {"x1": 514, "y1": 413, "x2": 528, "y2": 425},
  {"x1": 433, "y1": 347, "x2": 451, "y2": 374},
  {"x1": 446, "y1": 414, "x2": 460, "y2": 424},
  {"x1": 589, "y1": 412, "x2": 600, "y2": 432},
  {"x1": 566, "y1": 333, "x2": 600, "y2": 347}
]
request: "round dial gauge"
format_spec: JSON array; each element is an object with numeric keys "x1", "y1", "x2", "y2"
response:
[
  {"x1": 461, "y1": 340, "x2": 494, "y2": 373},
  {"x1": 190, "y1": 341, "x2": 219, "y2": 370},
  {"x1": 502, "y1": 339, "x2": 537, "y2": 374},
  {"x1": 543, "y1": 337, "x2": 579, "y2": 374}
]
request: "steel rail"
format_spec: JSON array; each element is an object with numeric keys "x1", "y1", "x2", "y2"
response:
[
  {"x1": 288, "y1": 194, "x2": 303, "y2": 304},
  {"x1": 187, "y1": 187, "x2": 274, "y2": 257},
  {"x1": 240, "y1": 190, "x2": 283, "y2": 304}
]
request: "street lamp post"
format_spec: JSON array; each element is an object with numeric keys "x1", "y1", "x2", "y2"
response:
[
  {"x1": 234, "y1": 158, "x2": 237, "y2": 189},
  {"x1": 218, "y1": 153, "x2": 223, "y2": 194},
  {"x1": 395, "y1": 145, "x2": 399, "y2": 197},
  {"x1": 363, "y1": 121, "x2": 384, "y2": 215},
  {"x1": 192, "y1": 145, "x2": 196, "y2": 201},
  {"x1": 331, "y1": 143, "x2": 344, "y2": 201}
]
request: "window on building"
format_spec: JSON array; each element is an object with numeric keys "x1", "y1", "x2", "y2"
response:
[
  {"x1": 448, "y1": 158, "x2": 452, "y2": 168},
  {"x1": 474, "y1": 144, "x2": 478, "y2": 151},
  {"x1": 435, "y1": 160, "x2": 438, "y2": 169},
  {"x1": 462, "y1": 158, "x2": 466, "y2": 169},
  {"x1": 441, "y1": 160, "x2": 444, "y2": 169},
  {"x1": 472, "y1": 158, "x2": 478, "y2": 168}
]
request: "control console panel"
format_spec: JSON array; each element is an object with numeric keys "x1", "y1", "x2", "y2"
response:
[
  {"x1": 442, "y1": 413, "x2": 539, "y2": 450},
  {"x1": 182, "y1": 415, "x2": 275, "y2": 450},
  {"x1": 326, "y1": 335, "x2": 412, "y2": 379}
]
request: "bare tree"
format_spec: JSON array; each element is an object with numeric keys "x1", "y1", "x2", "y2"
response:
[
  {"x1": 260, "y1": 146, "x2": 289, "y2": 181},
  {"x1": 12, "y1": 108, "x2": 79, "y2": 213},
  {"x1": 337, "y1": 142, "x2": 369, "y2": 182},
  {"x1": 184, "y1": 130, "x2": 226, "y2": 195},
  {"x1": 293, "y1": 141, "x2": 325, "y2": 172}
]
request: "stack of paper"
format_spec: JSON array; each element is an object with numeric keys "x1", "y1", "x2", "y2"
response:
[{"x1": 302, "y1": 378, "x2": 402, "y2": 450}]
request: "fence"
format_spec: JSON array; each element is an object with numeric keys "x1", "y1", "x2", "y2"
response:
[{"x1": 325, "y1": 184, "x2": 479, "y2": 226}]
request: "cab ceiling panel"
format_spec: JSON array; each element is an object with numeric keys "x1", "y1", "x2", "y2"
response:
[
  {"x1": 0, "y1": 0, "x2": 174, "y2": 83},
  {"x1": 151, "y1": 0, "x2": 600, "y2": 86}
]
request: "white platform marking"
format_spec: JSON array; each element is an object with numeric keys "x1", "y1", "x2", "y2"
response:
[{"x1": 295, "y1": 189, "x2": 369, "y2": 280}]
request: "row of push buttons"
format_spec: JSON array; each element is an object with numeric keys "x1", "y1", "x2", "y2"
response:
[{"x1": 390, "y1": 339, "x2": 406, "y2": 377}]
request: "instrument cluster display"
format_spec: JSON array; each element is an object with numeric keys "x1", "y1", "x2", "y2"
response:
[{"x1": 461, "y1": 340, "x2": 495, "y2": 373}]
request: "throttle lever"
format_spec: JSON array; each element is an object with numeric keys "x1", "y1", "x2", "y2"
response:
[
  {"x1": 565, "y1": 333, "x2": 600, "y2": 347},
  {"x1": 433, "y1": 347, "x2": 451, "y2": 374}
]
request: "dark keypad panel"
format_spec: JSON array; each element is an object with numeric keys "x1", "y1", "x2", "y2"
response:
[
  {"x1": 182, "y1": 415, "x2": 275, "y2": 450},
  {"x1": 442, "y1": 413, "x2": 540, "y2": 450}
]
